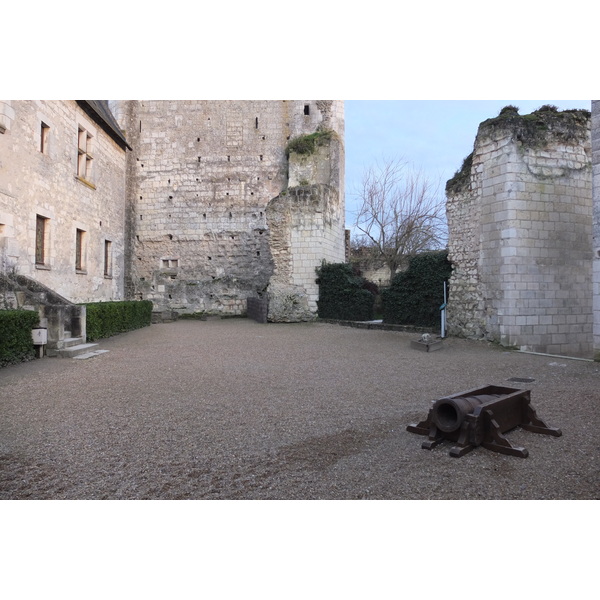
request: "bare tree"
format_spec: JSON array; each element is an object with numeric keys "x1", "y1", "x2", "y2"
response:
[{"x1": 352, "y1": 158, "x2": 447, "y2": 281}]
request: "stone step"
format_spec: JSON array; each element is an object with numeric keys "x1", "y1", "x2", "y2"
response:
[
  {"x1": 56, "y1": 343, "x2": 100, "y2": 358},
  {"x1": 73, "y1": 349, "x2": 110, "y2": 360},
  {"x1": 63, "y1": 336, "x2": 84, "y2": 348}
]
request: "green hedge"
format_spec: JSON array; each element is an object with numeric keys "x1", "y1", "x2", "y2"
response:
[
  {"x1": 316, "y1": 263, "x2": 375, "y2": 321},
  {"x1": 84, "y1": 300, "x2": 153, "y2": 341},
  {"x1": 382, "y1": 251, "x2": 451, "y2": 327},
  {"x1": 0, "y1": 310, "x2": 40, "y2": 367}
]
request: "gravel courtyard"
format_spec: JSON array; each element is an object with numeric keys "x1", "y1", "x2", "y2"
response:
[{"x1": 1, "y1": 318, "x2": 598, "y2": 500}]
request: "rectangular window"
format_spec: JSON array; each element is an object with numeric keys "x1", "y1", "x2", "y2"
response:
[
  {"x1": 35, "y1": 215, "x2": 49, "y2": 266},
  {"x1": 104, "y1": 240, "x2": 112, "y2": 277},
  {"x1": 75, "y1": 228, "x2": 86, "y2": 272},
  {"x1": 77, "y1": 127, "x2": 93, "y2": 181},
  {"x1": 40, "y1": 122, "x2": 50, "y2": 154}
]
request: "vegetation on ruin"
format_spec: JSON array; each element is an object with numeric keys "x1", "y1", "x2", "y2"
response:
[
  {"x1": 285, "y1": 130, "x2": 334, "y2": 157},
  {"x1": 445, "y1": 152, "x2": 473, "y2": 195},
  {"x1": 0, "y1": 309, "x2": 40, "y2": 367},
  {"x1": 382, "y1": 250, "x2": 452, "y2": 328},
  {"x1": 446, "y1": 104, "x2": 590, "y2": 196},
  {"x1": 85, "y1": 300, "x2": 153, "y2": 341},
  {"x1": 478, "y1": 104, "x2": 591, "y2": 148},
  {"x1": 316, "y1": 262, "x2": 376, "y2": 321}
]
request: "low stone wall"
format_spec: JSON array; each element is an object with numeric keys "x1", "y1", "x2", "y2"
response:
[{"x1": 321, "y1": 319, "x2": 431, "y2": 334}]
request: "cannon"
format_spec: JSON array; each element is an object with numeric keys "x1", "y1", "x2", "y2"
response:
[{"x1": 407, "y1": 385, "x2": 562, "y2": 458}]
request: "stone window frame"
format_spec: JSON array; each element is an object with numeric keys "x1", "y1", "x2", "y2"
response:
[
  {"x1": 76, "y1": 125, "x2": 95, "y2": 188},
  {"x1": 75, "y1": 228, "x2": 87, "y2": 274},
  {"x1": 35, "y1": 214, "x2": 51, "y2": 269},
  {"x1": 161, "y1": 258, "x2": 179, "y2": 269},
  {"x1": 104, "y1": 239, "x2": 113, "y2": 278},
  {"x1": 40, "y1": 122, "x2": 50, "y2": 154}
]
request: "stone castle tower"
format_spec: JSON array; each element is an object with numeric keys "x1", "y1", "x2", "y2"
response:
[
  {"x1": 112, "y1": 100, "x2": 345, "y2": 321},
  {"x1": 446, "y1": 105, "x2": 592, "y2": 358}
]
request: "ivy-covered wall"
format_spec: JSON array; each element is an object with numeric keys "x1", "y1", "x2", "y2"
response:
[
  {"x1": 316, "y1": 263, "x2": 375, "y2": 321},
  {"x1": 382, "y1": 251, "x2": 451, "y2": 328}
]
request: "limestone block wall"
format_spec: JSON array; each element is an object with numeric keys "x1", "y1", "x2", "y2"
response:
[
  {"x1": 117, "y1": 100, "x2": 345, "y2": 317},
  {"x1": 0, "y1": 100, "x2": 127, "y2": 304},
  {"x1": 0, "y1": 101, "x2": 15, "y2": 134},
  {"x1": 266, "y1": 178, "x2": 345, "y2": 321},
  {"x1": 447, "y1": 106, "x2": 592, "y2": 358},
  {"x1": 592, "y1": 100, "x2": 600, "y2": 360},
  {"x1": 289, "y1": 184, "x2": 345, "y2": 311}
]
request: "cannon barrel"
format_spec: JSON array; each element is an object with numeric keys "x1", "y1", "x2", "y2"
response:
[{"x1": 432, "y1": 394, "x2": 501, "y2": 432}]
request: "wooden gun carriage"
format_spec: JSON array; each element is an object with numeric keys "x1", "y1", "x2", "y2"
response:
[{"x1": 407, "y1": 385, "x2": 562, "y2": 458}]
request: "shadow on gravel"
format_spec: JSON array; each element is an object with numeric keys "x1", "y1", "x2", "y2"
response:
[{"x1": 276, "y1": 422, "x2": 398, "y2": 471}]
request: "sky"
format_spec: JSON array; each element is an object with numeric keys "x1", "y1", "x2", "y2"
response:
[{"x1": 343, "y1": 99, "x2": 592, "y2": 230}]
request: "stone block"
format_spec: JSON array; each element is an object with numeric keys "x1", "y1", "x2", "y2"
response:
[{"x1": 410, "y1": 339, "x2": 443, "y2": 352}]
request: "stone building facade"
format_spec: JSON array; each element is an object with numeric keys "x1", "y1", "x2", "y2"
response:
[
  {"x1": 1, "y1": 100, "x2": 345, "y2": 327},
  {"x1": 113, "y1": 100, "x2": 345, "y2": 321},
  {"x1": 0, "y1": 100, "x2": 129, "y2": 304},
  {"x1": 446, "y1": 105, "x2": 593, "y2": 359}
]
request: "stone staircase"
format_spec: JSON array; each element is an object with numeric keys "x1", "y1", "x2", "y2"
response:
[
  {"x1": 1, "y1": 273, "x2": 109, "y2": 360},
  {"x1": 46, "y1": 331, "x2": 108, "y2": 359}
]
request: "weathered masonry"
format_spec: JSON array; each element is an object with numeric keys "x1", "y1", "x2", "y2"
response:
[
  {"x1": 113, "y1": 100, "x2": 345, "y2": 322},
  {"x1": 592, "y1": 100, "x2": 600, "y2": 360},
  {"x1": 446, "y1": 105, "x2": 593, "y2": 359},
  {"x1": 1, "y1": 99, "x2": 344, "y2": 342}
]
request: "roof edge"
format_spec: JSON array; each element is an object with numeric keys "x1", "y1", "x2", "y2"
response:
[{"x1": 77, "y1": 100, "x2": 132, "y2": 151}]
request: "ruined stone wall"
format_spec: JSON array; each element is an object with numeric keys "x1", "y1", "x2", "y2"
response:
[
  {"x1": 265, "y1": 132, "x2": 346, "y2": 321},
  {"x1": 116, "y1": 100, "x2": 345, "y2": 318},
  {"x1": 348, "y1": 247, "x2": 391, "y2": 287},
  {"x1": 592, "y1": 100, "x2": 600, "y2": 360},
  {"x1": 446, "y1": 180, "x2": 486, "y2": 337},
  {"x1": 447, "y1": 106, "x2": 592, "y2": 358},
  {"x1": 0, "y1": 100, "x2": 127, "y2": 303}
]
